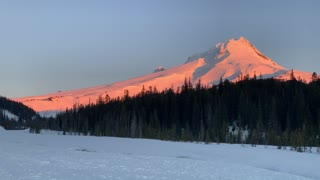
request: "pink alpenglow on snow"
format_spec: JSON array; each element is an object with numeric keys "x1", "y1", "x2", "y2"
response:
[{"x1": 14, "y1": 37, "x2": 313, "y2": 113}]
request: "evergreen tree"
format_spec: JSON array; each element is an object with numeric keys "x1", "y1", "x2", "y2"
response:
[
  {"x1": 312, "y1": 72, "x2": 318, "y2": 82},
  {"x1": 290, "y1": 69, "x2": 296, "y2": 80}
]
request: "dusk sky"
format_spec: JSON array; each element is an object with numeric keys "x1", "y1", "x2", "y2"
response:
[{"x1": 1, "y1": 0, "x2": 319, "y2": 98}]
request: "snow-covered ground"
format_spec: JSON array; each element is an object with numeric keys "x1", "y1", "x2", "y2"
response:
[
  {"x1": 37, "y1": 110, "x2": 60, "y2": 118},
  {"x1": 0, "y1": 128, "x2": 319, "y2": 180}
]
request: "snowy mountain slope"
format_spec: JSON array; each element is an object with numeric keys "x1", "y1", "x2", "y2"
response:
[
  {"x1": 14, "y1": 37, "x2": 313, "y2": 112},
  {"x1": 0, "y1": 129, "x2": 319, "y2": 180}
]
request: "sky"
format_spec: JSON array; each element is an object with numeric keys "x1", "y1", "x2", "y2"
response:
[{"x1": 0, "y1": 0, "x2": 320, "y2": 98}]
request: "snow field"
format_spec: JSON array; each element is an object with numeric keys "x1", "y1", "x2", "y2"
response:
[{"x1": 0, "y1": 129, "x2": 319, "y2": 180}]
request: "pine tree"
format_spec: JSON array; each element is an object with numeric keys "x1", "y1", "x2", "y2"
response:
[
  {"x1": 130, "y1": 111, "x2": 137, "y2": 138},
  {"x1": 290, "y1": 69, "x2": 296, "y2": 80},
  {"x1": 312, "y1": 72, "x2": 318, "y2": 82}
]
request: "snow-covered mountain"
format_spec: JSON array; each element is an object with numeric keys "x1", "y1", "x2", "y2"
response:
[{"x1": 14, "y1": 37, "x2": 313, "y2": 112}]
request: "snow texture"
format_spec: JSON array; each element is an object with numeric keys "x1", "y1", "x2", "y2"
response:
[
  {"x1": 1, "y1": 110, "x2": 19, "y2": 121},
  {"x1": 0, "y1": 129, "x2": 319, "y2": 180},
  {"x1": 38, "y1": 110, "x2": 60, "y2": 118}
]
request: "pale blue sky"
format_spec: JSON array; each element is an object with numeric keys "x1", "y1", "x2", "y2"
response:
[{"x1": 1, "y1": 0, "x2": 319, "y2": 97}]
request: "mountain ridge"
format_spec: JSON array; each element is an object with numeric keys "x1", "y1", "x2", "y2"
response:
[
  {"x1": 13, "y1": 37, "x2": 313, "y2": 112},
  {"x1": 0, "y1": 96, "x2": 39, "y2": 129}
]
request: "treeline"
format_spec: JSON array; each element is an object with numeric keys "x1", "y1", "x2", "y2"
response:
[
  {"x1": 40, "y1": 78, "x2": 320, "y2": 152},
  {"x1": 0, "y1": 96, "x2": 41, "y2": 130}
]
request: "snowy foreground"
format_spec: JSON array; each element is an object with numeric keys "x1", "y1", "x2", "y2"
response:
[{"x1": 0, "y1": 128, "x2": 319, "y2": 180}]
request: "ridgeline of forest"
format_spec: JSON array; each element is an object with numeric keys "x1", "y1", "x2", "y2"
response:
[
  {"x1": 0, "y1": 96, "x2": 40, "y2": 129},
  {"x1": 35, "y1": 77, "x2": 320, "y2": 152}
]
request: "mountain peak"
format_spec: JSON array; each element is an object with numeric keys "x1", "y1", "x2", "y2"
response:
[
  {"x1": 228, "y1": 36, "x2": 255, "y2": 47},
  {"x1": 228, "y1": 36, "x2": 258, "y2": 49},
  {"x1": 229, "y1": 36, "x2": 250, "y2": 44},
  {"x1": 226, "y1": 36, "x2": 275, "y2": 62},
  {"x1": 186, "y1": 36, "x2": 274, "y2": 64}
]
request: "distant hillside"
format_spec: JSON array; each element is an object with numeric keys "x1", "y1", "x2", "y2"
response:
[{"x1": 0, "y1": 96, "x2": 40, "y2": 130}]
